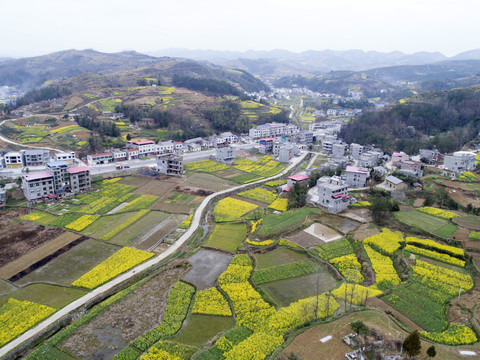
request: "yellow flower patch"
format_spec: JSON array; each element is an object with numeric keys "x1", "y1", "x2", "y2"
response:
[
  {"x1": 214, "y1": 197, "x2": 258, "y2": 222},
  {"x1": 72, "y1": 247, "x2": 154, "y2": 289},
  {"x1": 364, "y1": 245, "x2": 401, "y2": 288},
  {"x1": 421, "y1": 323, "x2": 477, "y2": 345},
  {"x1": 329, "y1": 254, "x2": 364, "y2": 283},
  {"x1": 332, "y1": 283, "x2": 382, "y2": 305},
  {"x1": 237, "y1": 187, "x2": 277, "y2": 204},
  {"x1": 268, "y1": 198, "x2": 288, "y2": 212},
  {"x1": 65, "y1": 214, "x2": 100, "y2": 231},
  {"x1": 246, "y1": 239, "x2": 274, "y2": 246},
  {"x1": 192, "y1": 287, "x2": 232, "y2": 316},
  {"x1": 418, "y1": 206, "x2": 459, "y2": 219},
  {"x1": 364, "y1": 228, "x2": 403, "y2": 255},
  {"x1": 0, "y1": 298, "x2": 56, "y2": 347}
]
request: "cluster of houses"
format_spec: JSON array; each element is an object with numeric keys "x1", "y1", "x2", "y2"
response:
[
  {"x1": 0, "y1": 150, "x2": 76, "y2": 169},
  {"x1": 21, "y1": 162, "x2": 91, "y2": 203}
]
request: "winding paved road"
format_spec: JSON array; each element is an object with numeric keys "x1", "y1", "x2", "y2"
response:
[
  {"x1": 0, "y1": 119, "x2": 66, "y2": 153},
  {"x1": 0, "y1": 151, "x2": 308, "y2": 358}
]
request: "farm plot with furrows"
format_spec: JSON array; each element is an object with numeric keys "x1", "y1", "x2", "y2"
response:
[{"x1": 59, "y1": 265, "x2": 188, "y2": 359}]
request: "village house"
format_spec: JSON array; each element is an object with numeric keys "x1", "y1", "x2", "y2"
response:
[
  {"x1": 345, "y1": 166, "x2": 369, "y2": 188},
  {"x1": 396, "y1": 160, "x2": 423, "y2": 178},
  {"x1": 156, "y1": 154, "x2": 184, "y2": 175},
  {"x1": 4, "y1": 152, "x2": 23, "y2": 168},
  {"x1": 21, "y1": 171, "x2": 55, "y2": 202},
  {"x1": 385, "y1": 175, "x2": 407, "y2": 191},
  {"x1": 391, "y1": 151, "x2": 409, "y2": 165},
  {"x1": 215, "y1": 147, "x2": 236, "y2": 163},
  {"x1": 87, "y1": 152, "x2": 114, "y2": 165},
  {"x1": 68, "y1": 166, "x2": 91, "y2": 193},
  {"x1": 316, "y1": 175, "x2": 350, "y2": 213},
  {"x1": 443, "y1": 151, "x2": 476, "y2": 173},
  {"x1": 22, "y1": 149, "x2": 50, "y2": 167}
]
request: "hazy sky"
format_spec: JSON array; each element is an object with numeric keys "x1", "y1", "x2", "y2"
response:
[{"x1": 2, "y1": 0, "x2": 479, "y2": 57}]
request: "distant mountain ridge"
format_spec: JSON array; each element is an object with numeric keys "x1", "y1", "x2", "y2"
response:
[
  {"x1": 150, "y1": 48, "x2": 480, "y2": 77},
  {"x1": 0, "y1": 49, "x2": 269, "y2": 93}
]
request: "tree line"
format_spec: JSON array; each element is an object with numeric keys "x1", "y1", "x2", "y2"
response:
[{"x1": 341, "y1": 86, "x2": 480, "y2": 154}]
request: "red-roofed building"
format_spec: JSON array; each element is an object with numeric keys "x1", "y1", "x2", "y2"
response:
[
  {"x1": 69, "y1": 166, "x2": 91, "y2": 193},
  {"x1": 127, "y1": 139, "x2": 159, "y2": 157},
  {"x1": 87, "y1": 152, "x2": 113, "y2": 165},
  {"x1": 286, "y1": 173, "x2": 310, "y2": 187},
  {"x1": 127, "y1": 148, "x2": 139, "y2": 160}
]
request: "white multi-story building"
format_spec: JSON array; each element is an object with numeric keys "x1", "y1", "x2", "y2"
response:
[
  {"x1": 112, "y1": 149, "x2": 127, "y2": 162},
  {"x1": 316, "y1": 176, "x2": 350, "y2": 213},
  {"x1": 47, "y1": 161, "x2": 70, "y2": 190},
  {"x1": 87, "y1": 152, "x2": 114, "y2": 165},
  {"x1": 68, "y1": 166, "x2": 91, "y2": 193},
  {"x1": 350, "y1": 143, "x2": 364, "y2": 160},
  {"x1": 127, "y1": 139, "x2": 158, "y2": 157},
  {"x1": 158, "y1": 140, "x2": 175, "y2": 154},
  {"x1": 23, "y1": 150, "x2": 50, "y2": 167},
  {"x1": 279, "y1": 144, "x2": 293, "y2": 163},
  {"x1": 4, "y1": 152, "x2": 23, "y2": 168},
  {"x1": 331, "y1": 143, "x2": 346, "y2": 158},
  {"x1": 249, "y1": 122, "x2": 298, "y2": 139},
  {"x1": 54, "y1": 151, "x2": 75, "y2": 164},
  {"x1": 127, "y1": 148, "x2": 139, "y2": 160},
  {"x1": 22, "y1": 171, "x2": 55, "y2": 201},
  {"x1": 444, "y1": 151, "x2": 476, "y2": 173},
  {"x1": 297, "y1": 131, "x2": 313, "y2": 145},
  {"x1": 215, "y1": 147, "x2": 235, "y2": 163},
  {"x1": 345, "y1": 166, "x2": 369, "y2": 188}
]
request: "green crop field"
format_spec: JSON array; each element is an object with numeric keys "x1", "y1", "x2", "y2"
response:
[
  {"x1": 80, "y1": 212, "x2": 141, "y2": 238},
  {"x1": 108, "y1": 211, "x2": 171, "y2": 247},
  {"x1": 454, "y1": 215, "x2": 480, "y2": 230},
  {"x1": 254, "y1": 248, "x2": 308, "y2": 269},
  {"x1": 258, "y1": 207, "x2": 323, "y2": 238},
  {"x1": 204, "y1": 223, "x2": 247, "y2": 253},
  {"x1": 0, "y1": 283, "x2": 87, "y2": 309},
  {"x1": 260, "y1": 270, "x2": 337, "y2": 307},
  {"x1": 173, "y1": 314, "x2": 233, "y2": 347},
  {"x1": 395, "y1": 210, "x2": 458, "y2": 237}
]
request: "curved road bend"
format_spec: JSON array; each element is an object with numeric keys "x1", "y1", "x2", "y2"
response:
[{"x1": 0, "y1": 151, "x2": 308, "y2": 358}]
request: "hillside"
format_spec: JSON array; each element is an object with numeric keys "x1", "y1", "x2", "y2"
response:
[
  {"x1": 340, "y1": 85, "x2": 480, "y2": 154},
  {"x1": 273, "y1": 60, "x2": 480, "y2": 101},
  {"x1": 0, "y1": 49, "x2": 269, "y2": 93},
  {"x1": 273, "y1": 71, "x2": 396, "y2": 98}
]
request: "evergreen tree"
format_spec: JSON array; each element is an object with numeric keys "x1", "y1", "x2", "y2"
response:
[
  {"x1": 403, "y1": 330, "x2": 421, "y2": 358},
  {"x1": 427, "y1": 345, "x2": 436, "y2": 359}
]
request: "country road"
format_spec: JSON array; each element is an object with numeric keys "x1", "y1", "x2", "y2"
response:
[
  {"x1": 0, "y1": 118, "x2": 66, "y2": 153},
  {"x1": 0, "y1": 151, "x2": 308, "y2": 358}
]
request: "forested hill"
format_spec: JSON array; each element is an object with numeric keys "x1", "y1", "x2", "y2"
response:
[
  {"x1": 0, "y1": 49, "x2": 269, "y2": 93},
  {"x1": 340, "y1": 86, "x2": 480, "y2": 154}
]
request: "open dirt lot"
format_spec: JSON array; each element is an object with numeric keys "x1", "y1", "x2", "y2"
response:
[
  {"x1": 304, "y1": 223, "x2": 342, "y2": 242},
  {"x1": 0, "y1": 209, "x2": 64, "y2": 268},
  {"x1": 60, "y1": 264, "x2": 189, "y2": 359},
  {"x1": 285, "y1": 230, "x2": 325, "y2": 248},
  {"x1": 280, "y1": 310, "x2": 469, "y2": 360}
]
